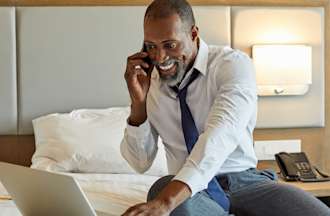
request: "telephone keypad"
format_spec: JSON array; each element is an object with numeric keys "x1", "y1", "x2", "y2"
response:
[{"x1": 295, "y1": 162, "x2": 316, "y2": 179}]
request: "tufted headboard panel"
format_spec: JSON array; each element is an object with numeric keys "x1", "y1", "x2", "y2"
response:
[
  {"x1": 0, "y1": 2, "x2": 328, "y2": 169},
  {"x1": 16, "y1": 6, "x2": 231, "y2": 135}
]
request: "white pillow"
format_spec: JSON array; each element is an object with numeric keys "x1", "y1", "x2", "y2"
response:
[{"x1": 31, "y1": 107, "x2": 168, "y2": 176}]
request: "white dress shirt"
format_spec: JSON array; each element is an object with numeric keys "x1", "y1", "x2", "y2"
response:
[{"x1": 121, "y1": 38, "x2": 258, "y2": 196}]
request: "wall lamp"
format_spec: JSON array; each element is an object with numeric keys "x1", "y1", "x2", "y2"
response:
[{"x1": 252, "y1": 44, "x2": 312, "y2": 96}]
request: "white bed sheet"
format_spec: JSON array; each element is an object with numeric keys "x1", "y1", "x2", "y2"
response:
[{"x1": 0, "y1": 173, "x2": 159, "y2": 216}]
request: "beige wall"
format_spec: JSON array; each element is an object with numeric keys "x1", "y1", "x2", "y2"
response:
[
  {"x1": 0, "y1": 0, "x2": 329, "y2": 172},
  {"x1": 0, "y1": 0, "x2": 328, "y2": 6}
]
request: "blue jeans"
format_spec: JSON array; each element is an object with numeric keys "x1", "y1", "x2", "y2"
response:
[{"x1": 147, "y1": 168, "x2": 330, "y2": 216}]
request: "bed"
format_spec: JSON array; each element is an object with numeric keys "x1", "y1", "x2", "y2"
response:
[
  {"x1": 0, "y1": 173, "x2": 160, "y2": 216},
  {"x1": 0, "y1": 0, "x2": 328, "y2": 215}
]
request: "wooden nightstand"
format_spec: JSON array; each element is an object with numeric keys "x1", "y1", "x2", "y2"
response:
[
  {"x1": 278, "y1": 178, "x2": 330, "y2": 197},
  {"x1": 258, "y1": 160, "x2": 330, "y2": 206}
]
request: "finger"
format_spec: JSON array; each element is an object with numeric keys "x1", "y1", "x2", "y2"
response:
[
  {"x1": 122, "y1": 206, "x2": 136, "y2": 216},
  {"x1": 125, "y1": 67, "x2": 148, "y2": 81},
  {"x1": 124, "y1": 68, "x2": 144, "y2": 80},
  {"x1": 136, "y1": 69, "x2": 148, "y2": 77},
  {"x1": 125, "y1": 60, "x2": 149, "y2": 80},
  {"x1": 139, "y1": 70, "x2": 148, "y2": 76},
  {"x1": 132, "y1": 206, "x2": 148, "y2": 216},
  {"x1": 125, "y1": 62, "x2": 149, "y2": 80},
  {"x1": 129, "y1": 59, "x2": 150, "y2": 70},
  {"x1": 133, "y1": 63, "x2": 149, "y2": 71},
  {"x1": 128, "y1": 52, "x2": 148, "y2": 60},
  {"x1": 122, "y1": 204, "x2": 146, "y2": 216}
]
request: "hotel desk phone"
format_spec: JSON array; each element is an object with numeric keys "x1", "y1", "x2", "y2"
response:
[{"x1": 275, "y1": 152, "x2": 330, "y2": 182}]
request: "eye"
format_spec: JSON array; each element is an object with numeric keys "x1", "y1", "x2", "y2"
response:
[
  {"x1": 165, "y1": 42, "x2": 177, "y2": 49},
  {"x1": 145, "y1": 44, "x2": 156, "y2": 51}
]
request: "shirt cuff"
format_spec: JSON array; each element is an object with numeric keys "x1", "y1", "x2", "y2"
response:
[
  {"x1": 172, "y1": 165, "x2": 207, "y2": 197},
  {"x1": 126, "y1": 119, "x2": 151, "y2": 140}
]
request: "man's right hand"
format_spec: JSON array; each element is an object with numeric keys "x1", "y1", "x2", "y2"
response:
[{"x1": 124, "y1": 51, "x2": 153, "y2": 126}]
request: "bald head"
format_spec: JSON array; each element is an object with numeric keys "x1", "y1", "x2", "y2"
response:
[{"x1": 144, "y1": 0, "x2": 195, "y2": 33}]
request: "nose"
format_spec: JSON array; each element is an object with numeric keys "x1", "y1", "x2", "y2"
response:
[{"x1": 152, "y1": 48, "x2": 168, "y2": 64}]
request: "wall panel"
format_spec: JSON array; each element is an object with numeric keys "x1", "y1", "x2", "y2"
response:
[
  {"x1": 232, "y1": 7, "x2": 324, "y2": 128},
  {"x1": 17, "y1": 6, "x2": 230, "y2": 134},
  {"x1": 0, "y1": 7, "x2": 17, "y2": 135}
]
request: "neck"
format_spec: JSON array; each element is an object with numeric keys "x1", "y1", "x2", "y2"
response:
[
  {"x1": 180, "y1": 37, "x2": 199, "y2": 83},
  {"x1": 167, "y1": 38, "x2": 199, "y2": 88}
]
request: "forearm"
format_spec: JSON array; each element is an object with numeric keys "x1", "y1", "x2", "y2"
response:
[
  {"x1": 128, "y1": 102, "x2": 147, "y2": 126},
  {"x1": 154, "y1": 180, "x2": 192, "y2": 212},
  {"x1": 120, "y1": 119, "x2": 158, "y2": 174}
]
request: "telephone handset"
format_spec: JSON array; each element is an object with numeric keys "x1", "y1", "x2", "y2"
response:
[
  {"x1": 141, "y1": 44, "x2": 154, "y2": 75},
  {"x1": 275, "y1": 152, "x2": 330, "y2": 182}
]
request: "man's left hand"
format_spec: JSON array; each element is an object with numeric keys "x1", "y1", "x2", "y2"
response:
[
  {"x1": 121, "y1": 199, "x2": 171, "y2": 216},
  {"x1": 122, "y1": 180, "x2": 191, "y2": 216}
]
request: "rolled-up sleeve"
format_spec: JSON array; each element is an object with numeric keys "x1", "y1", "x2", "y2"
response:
[
  {"x1": 173, "y1": 51, "x2": 257, "y2": 196},
  {"x1": 120, "y1": 119, "x2": 159, "y2": 174}
]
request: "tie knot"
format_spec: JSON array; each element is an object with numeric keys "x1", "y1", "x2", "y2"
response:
[{"x1": 171, "y1": 69, "x2": 200, "y2": 98}]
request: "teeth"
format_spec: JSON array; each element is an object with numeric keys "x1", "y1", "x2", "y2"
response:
[{"x1": 159, "y1": 62, "x2": 174, "y2": 71}]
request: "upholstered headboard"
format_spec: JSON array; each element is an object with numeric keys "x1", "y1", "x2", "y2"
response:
[
  {"x1": 0, "y1": 1, "x2": 329, "y2": 171},
  {"x1": 16, "y1": 6, "x2": 231, "y2": 135}
]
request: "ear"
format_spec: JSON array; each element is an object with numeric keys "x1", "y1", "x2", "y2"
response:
[{"x1": 191, "y1": 25, "x2": 199, "y2": 41}]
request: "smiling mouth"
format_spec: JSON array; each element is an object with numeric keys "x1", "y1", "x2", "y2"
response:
[
  {"x1": 159, "y1": 62, "x2": 175, "y2": 71},
  {"x1": 157, "y1": 62, "x2": 177, "y2": 75}
]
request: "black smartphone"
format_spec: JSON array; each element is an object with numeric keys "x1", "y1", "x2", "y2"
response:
[{"x1": 142, "y1": 44, "x2": 153, "y2": 75}]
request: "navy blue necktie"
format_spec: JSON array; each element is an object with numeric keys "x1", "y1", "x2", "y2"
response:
[{"x1": 172, "y1": 69, "x2": 230, "y2": 212}]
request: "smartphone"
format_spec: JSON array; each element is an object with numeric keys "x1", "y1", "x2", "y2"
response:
[{"x1": 142, "y1": 44, "x2": 154, "y2": 75}]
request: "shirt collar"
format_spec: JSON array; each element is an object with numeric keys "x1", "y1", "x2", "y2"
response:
[{"x1": 192, "y1": 37, "x2": 208, "y2": 76}]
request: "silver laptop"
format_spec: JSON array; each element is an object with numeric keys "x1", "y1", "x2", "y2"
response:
[{"x1": 0, "y1": 162, "x2": 113, "y2": 216}]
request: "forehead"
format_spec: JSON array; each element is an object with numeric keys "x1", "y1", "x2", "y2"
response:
[{"x1": 143, "y1": 14, "x2": 184, "y2": 43}]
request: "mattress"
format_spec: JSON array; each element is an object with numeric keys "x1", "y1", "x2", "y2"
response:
[{"x1": 0, "y1": 173, "x2": 159, "y2": 216}]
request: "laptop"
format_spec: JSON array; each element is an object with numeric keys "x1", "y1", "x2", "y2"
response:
[{"x1": 0, "y1": 162, "x2": 114, "y2": 216}]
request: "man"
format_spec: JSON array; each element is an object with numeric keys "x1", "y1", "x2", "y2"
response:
[{"x1": 121, "y1": 0, "x2": 330, "y2": 215}]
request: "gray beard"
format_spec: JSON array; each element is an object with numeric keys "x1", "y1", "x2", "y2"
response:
[{"x1": 159, "y1": 62, "x2": 186, "y2": 87}]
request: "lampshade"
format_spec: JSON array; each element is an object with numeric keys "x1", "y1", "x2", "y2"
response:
[{"x1": 252, "y1": 45, "x2": 312, "y2": 96}]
